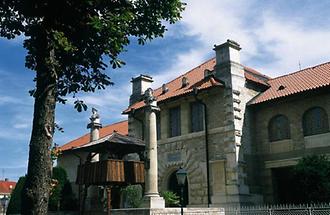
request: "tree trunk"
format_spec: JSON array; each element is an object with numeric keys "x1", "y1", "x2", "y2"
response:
[{"x1": 22, "y1": 34, "x2": 56, "y2": 214}]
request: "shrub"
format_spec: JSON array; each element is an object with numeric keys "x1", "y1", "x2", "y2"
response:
[
  {"x1": 291, "y1": 155, "x2": 330, "y2": 203},
  {"x1": 121, "y1": 185, "x2": 143, "y2": 208},
  {"x1": 6, "y1": 176, "x2": 26, "y2": 214},
  {"x1": 49, "y1": 166, "x2": 78, "y2": 211},
  {"x1": 160, "y1": 191, "x2": 180, "y2": 207}
]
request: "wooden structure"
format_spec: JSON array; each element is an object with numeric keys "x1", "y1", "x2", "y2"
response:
[
  {"x1": 71, "y1": 132, "x2": 145, "y2": 214},
  {"x1": 76, "y1": 159, "x2": 144, "y2": 185}
]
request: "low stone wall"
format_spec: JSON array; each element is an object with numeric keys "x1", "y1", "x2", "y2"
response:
[{"x1": 111, "y1": 207, "x2": 225, "y2": 215}]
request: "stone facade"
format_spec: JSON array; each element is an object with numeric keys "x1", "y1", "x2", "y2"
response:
[
  {"x1": 127, "y1": 40, "x2": 330, "y2": 207},
  {"x1": 252, "y1": 91, "x2": 330, "y2": 203},
  {"x1": 127, "y1": 41, "x2": 266, "y2": 207},
  {"x1": 58, "y1": 40, "x2": 330, "y2": 209}
]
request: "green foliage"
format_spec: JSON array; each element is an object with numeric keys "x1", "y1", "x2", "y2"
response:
[
  {"x1": 292, "y1": 155, "x2": 330, "y2": 203},
  {"x1": 6, "y1": 176, "x2": 26, "y2": 214},
  {"x1": 0, "y1": 0, "x2": 184, "y2": 212},
  {"x1": 49, "y1": 166, "x2": 77, "y2": 211},
  {"x1": 121, "y1": 185, "x2": 143, "y2": 208},
  {"x1": 60, "y1": 181, "x2": 78, "y2": 211},
  {"x1": 160, "y1": 191, "x2": 180, "y2": 207},
  {"x1": 0, "y1": 0, "x2": 185, "y2": 109}
]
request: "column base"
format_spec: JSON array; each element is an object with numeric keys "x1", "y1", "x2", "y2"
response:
[{"x1": 142, "y1": 195, "x2": 165, "y2": 208}]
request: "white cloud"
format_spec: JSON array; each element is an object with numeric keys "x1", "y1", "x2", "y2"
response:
[
  {"x1": 65, "y1": 85, "x2": 131, "y2": 122},
  {"x1": 255, "y1": 12, "x2": 330, "y2": 76},
  {"x1": 153, "y1": 49, "x2": 208, "y2": 87},
  {"x1": 0, "y1": 96, "x2": 24, "y2": 105},
  {"x1": 13, "y1": 123, "x2": 30, "y2": 129},
  {"x1": 155, "y1": 0, "x2": 330, "y2": 80}
]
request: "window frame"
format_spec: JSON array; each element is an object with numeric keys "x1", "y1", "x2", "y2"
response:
[
  {"x1": 302, "y1": 106, "x2": 329, "y2": 136},
  {"x1": 169, "y1": 106, "x2": 181, "y2": 137},
  {"x1": 190, "y1": 101, "x2": 205, "y2": 133},
  {"x1": 268, "y1": 114, "x2": 291, "y2": 142}
]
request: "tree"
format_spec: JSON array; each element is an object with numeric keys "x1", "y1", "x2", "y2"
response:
[
  {"x1": 0, "y1": 1, "x2": 185, "y2": 214},
  {"x1": 6, "y1": 176, "x2": 26, "y2": 214},
  {"x1": 291, "y1": 155, "x2": 330, "y2": 203}
]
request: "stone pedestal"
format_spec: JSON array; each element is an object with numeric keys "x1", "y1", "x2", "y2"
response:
[{"x1": 142, "y1": 196, "x2": 165, "y2": 208}]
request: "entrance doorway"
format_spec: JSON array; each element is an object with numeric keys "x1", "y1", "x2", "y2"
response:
[
  {"x1": 272, "y1": 167, "x2": 295, "y2": 204},
  {"x1": 168, "y1": 171, "x2": 189, "y2": 206}
]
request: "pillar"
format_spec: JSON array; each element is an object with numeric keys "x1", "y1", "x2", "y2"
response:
[{"x1": 142, "y1": 88, "x2": 165, "y2": 208}]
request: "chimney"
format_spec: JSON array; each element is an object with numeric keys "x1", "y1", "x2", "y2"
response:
[
  {"x1": 4, "y1": 178, "x2": 8, "y2": 181},
  {"x1": 213, "y1": 39, "x2": 243, "y2": 87},
  {"x1": 129, "y1": 74, "x2": 153, "y2": 105},
  {"x1": 213, "y1": 39, "x2": 241, "y2": 65},
  {"x1": 87, "y1": 108, "x2": 102, "y2": 142}
]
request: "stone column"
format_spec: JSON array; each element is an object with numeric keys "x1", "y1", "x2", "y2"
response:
[
  {"x1": 86, "y1": 108, "x2": 102, "y2": 210},
  {"x1": 87, "y1": 108, "x2": 102, "y2": 162},
  {"x1": 142, "y1": 88, "x2": 165, "y2": 208}
]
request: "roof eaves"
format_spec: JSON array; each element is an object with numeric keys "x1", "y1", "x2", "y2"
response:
[
  {"x1": 248, "y1": 83, "x2": 330, "y2": 105},
  {"x1": 123, "y1": 78, "x2": 223, "y2": 114}
]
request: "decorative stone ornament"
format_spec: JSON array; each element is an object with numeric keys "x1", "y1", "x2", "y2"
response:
[
  {"x1": 162, "y1": 84, "x2": 169, "y2": 94},
  {"x1": 90, "y1": 107, "x2": 100, "y2": 124},
  {"x1": 143, "y1": 87, "x2": 156, "y2": 106},
  {"x1": 87, "y1": 107, "x2": 102, "y2": 141}
]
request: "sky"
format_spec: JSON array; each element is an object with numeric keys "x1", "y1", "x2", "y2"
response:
[{"x1": 1, "y1": 0, "x2": 330, "y2": 181}]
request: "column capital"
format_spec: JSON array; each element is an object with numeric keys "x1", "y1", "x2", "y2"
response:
[{"x1": 145, "y1": 104, "x2": 160, "y2": 113}]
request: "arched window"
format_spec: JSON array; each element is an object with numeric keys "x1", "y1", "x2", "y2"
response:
[
  {"x1": 303, "y1": 107, "x2": 329, "y2": 136},
  {"x1": 268, "y1": 115, "x2": 290, "y2": 142}
]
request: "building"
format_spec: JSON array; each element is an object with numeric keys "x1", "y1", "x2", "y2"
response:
[
  {"x1": 0, "y1": 179, "x2": 16, "y2": 213},
  {"x1": 58, "y1": 120, "x2": 128, "y2": 185},
  {"x1": 59, "y1": 40, "x2": 330, "y2": 207},
  {"x1": 58, "y1": 115, "x2": 146, "y2": 211}
]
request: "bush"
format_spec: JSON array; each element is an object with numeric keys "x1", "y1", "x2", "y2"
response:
[
  {"x1": 160, "y1": 191, "x2": 180, "y2": 207},
  {"x1": 121, "y1": 185, "x2": 143, "y2": 208},
  {"x1": 291, "y1": 155, "x2": 330, "y2": 203},
  {"x1": 6, "y1": 167, "x2": 77, "y2": 213},
  {"x1": 49, "y1": 166, "x2": 78, "y2": 211},
  {"x1": 60, "y1": 181, "x2": 78, "y2": 210},
  {"x1": 6, "y1": 176, "x2": 26, "y2": 214}
]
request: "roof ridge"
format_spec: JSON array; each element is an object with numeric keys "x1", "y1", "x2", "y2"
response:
[
  {"x1": 60, "y1": 120, "x2": 128, "y2": 148},
  {"x1": 244, "y1": 66, "x2": 272, "y2": 79},
  {"x1": 102, "y1": 119, "x2": 128, "y2": 128},
  {"x1": 153, "y1": 57, "x2": 216, "y2": 91},
  {"x1": 270, "y1": 61, "x2": 330, "y2": 81}
]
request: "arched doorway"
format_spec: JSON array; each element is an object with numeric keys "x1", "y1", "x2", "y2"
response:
[{"x1": 168, "y1": 171, "x2": 189, "y2": 206}]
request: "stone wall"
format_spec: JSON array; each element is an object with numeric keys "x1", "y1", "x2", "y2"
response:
[
  {"x1": 57, "y1": 151, "x2": 89, "y2": 198},
  {"x1": 127, "y1": 40, "x2": 265, "y2": 207},
  {"x1": 156, "y1": 88, "x2": 225, "y2": 206},
  {"x1": 111, "y1": 208, "x2": 224, "y2": 215},
  {"x1": 252, "y1": 91, "x2": 330, "y2": 203}
]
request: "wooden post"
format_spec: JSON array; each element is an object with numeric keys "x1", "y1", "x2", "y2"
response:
[{"x1": 107, "y1": 186, "x2": 112, "y2": 215}]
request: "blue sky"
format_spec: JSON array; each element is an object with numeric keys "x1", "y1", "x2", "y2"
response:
[{"x1": 1, "y1": 0, "x2": 330, "y2": 181}]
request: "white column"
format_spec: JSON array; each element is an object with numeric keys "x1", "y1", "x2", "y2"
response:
[
  {"x1": 144, "y1": 105, "x2": 159, "y2": 196},
  {"x1": 142, "y1": 88, "x2": 165, "y2": 208}
]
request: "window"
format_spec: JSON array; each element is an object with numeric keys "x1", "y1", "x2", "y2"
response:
[
  {"x1": 268, "y1": 115, "x2": 290, "y2": 142},
  {"x1": 169, "y1": 106, "x2": 181, "y2": 137},
  {"x1": 190, "y1": 102, "x2": 204, "y2": 132},
  {"x1": 303, "y1": 107, "x2": 329, "y2": 136},
  {"x1": 156, "y1": 113, "x2": 161, "y2": 140}
]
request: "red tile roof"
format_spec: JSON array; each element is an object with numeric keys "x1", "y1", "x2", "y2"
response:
[
  {"x1": 60, "y1": 120, "x2": 128, "y2": 152},
  {"x1": 250, "y1": 61, "x2": 330, "y2": 105},
  {"x1": 124, "y1": 58, "x2": 269, "y2": 113},
  {"x1": 0, "y1": 180, "x2": 16, "y2": 194}
]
